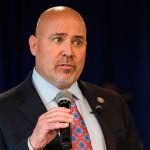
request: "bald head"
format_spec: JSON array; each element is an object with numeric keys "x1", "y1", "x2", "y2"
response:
[{"x1": 35, "y1": 6, "x2": 86, "y2": 37}]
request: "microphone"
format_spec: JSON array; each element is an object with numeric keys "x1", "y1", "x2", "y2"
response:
[
  {"x1": 95, "y1": 105, "x2": 103, "y2": 113},
  {"x1": 56, "y1": 91, "x2": 72, "y2": 150},
  {"x1": 90, "y1": 105, "x2": 103, "y2": 114}
]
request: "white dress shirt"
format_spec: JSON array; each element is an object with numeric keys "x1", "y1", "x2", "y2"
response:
[{"x1": 28, "y1": 69, "x2": 106, "y2": 150}]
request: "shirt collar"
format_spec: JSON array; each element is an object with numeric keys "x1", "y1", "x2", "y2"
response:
[
  {"x1": 68, "y1": 82, "x2": 84, "y2": 101},
  {"x1": 32, "y1": 68, "x2": 84, "y2": 105},
  {"x1": 32, "y1": 68, "x2": 60, "y2": 105}
]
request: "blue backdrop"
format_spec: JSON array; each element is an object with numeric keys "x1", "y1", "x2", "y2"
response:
[{"x1": 0, "y1": 1, "x2": 149, "y2": 149}]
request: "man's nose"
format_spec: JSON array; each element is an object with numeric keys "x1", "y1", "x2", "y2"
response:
[{"x1": 62, "y1": 42, "x2": 73, "y2": 57}]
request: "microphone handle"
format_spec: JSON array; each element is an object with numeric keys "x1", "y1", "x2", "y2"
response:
[
  {"x1": 58, "y1": 100, "x2": 72, "y2": 150},
  {"x1": 60, "y1": 124, "x2": 72, "y2": 150}
]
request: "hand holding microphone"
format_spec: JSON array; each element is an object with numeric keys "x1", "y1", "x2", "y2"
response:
[{"x1": 29, "y1": 92, "x2": 73, "y2": 150}]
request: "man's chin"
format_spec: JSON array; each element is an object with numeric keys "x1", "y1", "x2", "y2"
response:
[
  {"x1": 52, "y1": 72, "x2": 78, "y2": 88},
  {"x1": 54, "y1": 77, "x2": 75, "y2": 89}
]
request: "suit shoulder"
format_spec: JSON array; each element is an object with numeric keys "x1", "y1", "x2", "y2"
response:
[
  {"x1": 0, "y1": 85, "x2": 19, "y2": 103},
  {"x1": 79, "y1": 80, "x2": 120, "y2": 97},
  {"x1": 0, "y1": 72, "x2": 33, "y2": 104}
]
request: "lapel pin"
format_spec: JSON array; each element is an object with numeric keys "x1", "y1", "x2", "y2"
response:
[
  {"x1": 97, "y1": 97, "x2": 105, "y2": 104},
  {"x1": 94, "y1": 97, "x2": 105, "y2": 113}
]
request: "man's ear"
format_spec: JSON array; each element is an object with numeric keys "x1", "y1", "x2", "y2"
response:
[{"x1": 28, "y1": 35, "x2": 38, "y2": 56}]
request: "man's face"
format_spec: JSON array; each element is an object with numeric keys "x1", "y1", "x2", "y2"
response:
[{"x1": 29, "y1": 14, "x2": 87, "y2": 89}]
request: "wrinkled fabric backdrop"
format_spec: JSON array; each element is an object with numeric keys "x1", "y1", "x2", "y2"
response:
[{"x1": 0, "y1": 1, "x2": 149, "y2": 149}]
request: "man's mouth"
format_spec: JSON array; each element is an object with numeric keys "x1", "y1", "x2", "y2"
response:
[{"x1": 57, "y1": 64, "x2": 75, "y2": 70}]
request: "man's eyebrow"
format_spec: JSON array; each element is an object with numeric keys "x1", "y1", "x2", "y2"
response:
[
  {"x1": 51, "y1": 33, "x2": 67, "y2": 37},
  {"x1": 50, "y1": 33, "x2": 85, "y2": 40},
  {"x1": 73, "y1": 35, "x2": 85, "y2": 40}
]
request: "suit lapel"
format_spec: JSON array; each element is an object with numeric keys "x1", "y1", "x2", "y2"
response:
[
  {"x1": 16, "y1": 73, "x2": 47, "y2": 126},
  {"x1": 18, "y1": 92, "x2": 47, "y2": 126},
  {"x1": 78, "y1": 81, "x2": 117, "y2": 150}
]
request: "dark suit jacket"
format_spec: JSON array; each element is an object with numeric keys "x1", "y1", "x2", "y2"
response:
[{"x1": 0, "y1": 73, "x2": 142, "y2": 150}]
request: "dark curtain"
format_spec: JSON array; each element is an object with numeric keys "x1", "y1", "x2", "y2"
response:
[{"x1": 0, "y1": 0, "x2": 149, "y2": 149}]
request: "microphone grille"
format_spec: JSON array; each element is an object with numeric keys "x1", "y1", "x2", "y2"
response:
[
  {"x1": 56, "y1": 90, "x2": 73, "y2": 104},
  {"x1": 95, "y1": 105, "x2": 103, "y2": 113}
]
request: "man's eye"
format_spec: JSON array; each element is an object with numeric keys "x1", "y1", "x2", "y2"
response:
[
  {"x1": 52, "y1": 37, "x2": 63, "y2": 43},
  {"x1": 73, "y1": 39, "x2": 83, "y2": 47}
]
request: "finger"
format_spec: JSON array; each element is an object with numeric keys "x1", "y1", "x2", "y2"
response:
[
  {"x1": 41, "y1": 111, "x2": 73, "y2": 120},
  {"x1": 48, "y1": 122, "x2": 70, "y2": 130},
  {"x1": 39, "y1": 108, "x2": 73, "y2": 121},
  {"x1": 47, "y1": 107, "x2": 71, "y2": 114},
  {"x1": 36, "y1": 122, "x2": 69, "y2": 133},
  {"x1": 38, "y1": 114, "x2": 73, "y2": 125}
]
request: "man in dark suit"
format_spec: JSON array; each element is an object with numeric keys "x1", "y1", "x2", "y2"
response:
[{"x1": 0, "y1": 6, "x2": 142, "y2": 150}]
